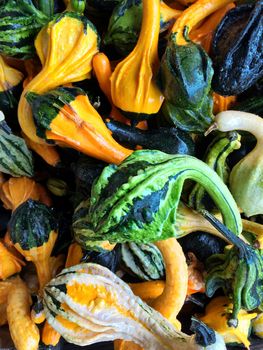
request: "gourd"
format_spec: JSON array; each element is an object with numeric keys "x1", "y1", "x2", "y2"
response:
[
  {"x1": 234, "y1": 96, "x2": 263, "y2": 117},
  {"x1": 23, "y1": 132, "x2": 61, "y2": 167},
  {"x1": 252, "y1": 313, "x2": 263, "y2": 339},
  {"x1": 0, "y1": 56, "x2": 24, "y2": 120},
  {"x1": 104, "y1": 0, "x2": 181, "y2": 55},
  {"x1": 106, "y1": 120, "x2": 195, "y2": 155},
  {"x1": 0, "y1": 177, "x2": 51, "y2": 211},
  {"x1": 18, "y1": 11, "x2": 100, "y2": 145},
  {"x1": 160, "y1": 0, "x2": 234, "y2": 133},
  {"x1": 189, "y1": 132, "x2": 241, "y2": 210},
  {"x1": 65, "y1": 242, "x2": 84, "y2": 268},
  {"x1": 199, "y1": 296, "x2": 257, "y2": 348},
  {"x1": 0, "y1": 241, "x2": 25, "y2": 280},
  {"x1": 0, "y1": 116, "x2": 34, "y2": 177},
  {"x1": 212, "y1": 2, "x2": 263, "y2": 95},
  {"x1": 43, "y1": 262, "x2": 226, "y2": 349},
  {"x1": 213, "y1": 93, "x2": 236, "y2": 114},
  {"x1": 110, "y1": 0, "x2": 164, "y2": 119},
  {"x1": 66, "y1": 0, "x2": 86, "y2": 13},
  {"x1": 202, "y1": 211, "x2": 263, "y2": 327},
  {"x1": 0, "y1": 0, "x2": 49, "y2": 59},
  {"x1": 7, "y1": 277, "x2": 40, "y2": 350},
  {"x1": 9, "y1": 199, "x2": 58, "y2": 292},
  {"x1": 121, "y1": 242, "x2": 165, "y2": 280},
  {"x1": 42, "y1": 321, "x2": 62, "y2": 347},
  {"x1": 206, "y1": 111, "x2": 263, "y2": 216},
  {"x1": 73, "y1": 150, "x2": 241, "y2": 251},
  {"x1": 26, "y1": 86, "x2": 132, "y2": 164}
]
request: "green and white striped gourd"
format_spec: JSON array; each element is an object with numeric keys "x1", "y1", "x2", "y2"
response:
[{"x1": 121, "y1": 242, "x2": 165, "y2": 280}]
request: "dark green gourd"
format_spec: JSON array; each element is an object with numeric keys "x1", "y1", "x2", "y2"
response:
[
  {"x1": 73, "y1": 150, "x2": 241, "y2": 250},
  {"x1": 212, "y1": 2, "x2": 263, "y2": 95},
  {"x1": 0, "y1": 0, "x2": 49, "y2": 59}
]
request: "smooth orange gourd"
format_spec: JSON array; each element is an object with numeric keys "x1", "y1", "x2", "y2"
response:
[
  {"x1": 213, "y1": 93, "x2": 237, "y2": 114},
  {"x1": 0, "y1": 241, "x2": 25, "y2": 280},
  {"x1": 110, "y1": 0, "x2": 164, "y2": 115}
]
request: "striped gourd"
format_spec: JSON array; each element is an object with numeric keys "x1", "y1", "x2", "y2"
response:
[
  {"x1": 189, "y1": 132, "x2": 241, "y2": 210},
  {"x1": 0, "y1": 0, "x2": 49, "y2": 59},
  {"x1": 43, "y1": 263, "x2": 226, "y2": 349},
  {"x1": 121, "y1": 242, "x2": 165, "y2": 280},
  {"x1": 0, "y1": 118, "x2": 33, "y2": 177},
  {"x1": 73, "y1": 150, "x2": 242, "y2": 250}
]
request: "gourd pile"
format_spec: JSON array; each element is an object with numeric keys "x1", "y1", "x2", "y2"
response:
[{"x1": 0, "y1": 0, "x2": 262, "y2": 349}]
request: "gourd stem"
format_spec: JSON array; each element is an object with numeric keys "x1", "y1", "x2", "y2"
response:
[{"x1": 172, "y1": 0, "x2": 234, "y2": 44}]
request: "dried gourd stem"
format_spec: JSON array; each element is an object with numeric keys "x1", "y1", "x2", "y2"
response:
[{"x1": 172, "y1": 0, "x2": 234, "y2": 45}]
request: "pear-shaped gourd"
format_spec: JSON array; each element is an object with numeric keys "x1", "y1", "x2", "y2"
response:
[
  {"x1": 110, "y1": 0, "x2": 164, "y2": 119},
  {"x1": 18, "y1": 12, "x2": 100, "y2": 145},
  {"x1": 207, "y1": 111, "x2": 263, "y2": 216}
]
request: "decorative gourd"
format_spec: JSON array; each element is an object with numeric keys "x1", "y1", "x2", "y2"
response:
[
  {"x1": 234, "y1": 96, "x2": 263, "y2": 117},
  {"x1": 200, "y1": 296, "x2": 256, "y2": 348},
  {"x1": 206, "y1": 111, "x2": 263, "y2": 216},
  {"x1": 47, "y1": 178, "x2": 68, "y2": 197},
  {"x1": 189, "y1": 3, "x2": 235, "y2": 53},
  {"x1": 212, "y1": 2, "x2": 263, "y2": 95},
  {"x1": 42, "y1": 321, "x2": 61, "y2": 346},
  {"x1": 104, "y1": 0, "x2": 181, "y2": 55},
  {"x1": 252, "y1": 313, "x2": 263, "y2": 339},
  {"x1": 7, "y1": 277, "x2": 40, "y2": 350},
  {"x1": 202, "y1": 211, "x2": 263, "y2": 327},
  {"x1": 110, "y1": 0, "x2": 164, "y2": 119},
  {"x1": 0, "y1": 241, "x2": 25, "y2": 280},
  {"x1": 106, "y1": 120, "x2": 195, "y2": 155},
  {"x1": 0, "y1": 116, "x2": 34, "y2": 177},
  {"x1": 0, "y1": 56, "x2": 24, "y2": 121},
  {"x1": 213, "y1": 93, "x2": 236, "y2": 114},
  {"x1": 0, "y1": 0, "x2": 49, "y2": 58},
  {"x1": 22, "y1": 132, "x2": 61, "y2": 167},
  {"x1": 73, "y1": 150, "x2": 241, "y2": 251},
  {"x1": 189, "y1": 132, "x2": 241, "y2": 210},
  {"x1": 121, "y1": 242, "x2": 165, "y2": 281},
  {"x1": 18, "y1": 11, "x2": 100, "y2": 145},
  {"x1": 129, "y1": 280, "x2": 165, "y2": 301},
  {"x1": 160, "y1": 0, "x2": 234, "y2": 133},
  {"x1": 31, "y1": 299, "x2": 46, "y2": 324},
  {"x1": 66, "y1": 0, "x2": 86, "y2": 13},
  {"x1": 9, "y1": 199, "x2": 58, "y2": 292},
  {"x1": 0, "y1": 177, "x2": 51, "y2": 211},
  {"x1": 26, "y1": 86, "x2": 132, "y2": 164},
  {"x1": 65, "y1": 242, "x2": 84, "y2": 268},
  {"x1": 43, "y1": 263, "x2": 226, "y2": 349}
]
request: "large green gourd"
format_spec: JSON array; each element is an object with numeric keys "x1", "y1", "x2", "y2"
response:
[{"x1": 73, "y1": 150, "x2": 242, "y2": 250}]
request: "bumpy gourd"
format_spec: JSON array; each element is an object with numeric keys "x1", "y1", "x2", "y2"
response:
[
  {"x1": 200, "y1": 296, "x2": 256, "y2": 348},
  {"x1": 189, "y1": 132, "x2": 241, "y2": 210},
  {"x1": 104, "y1": 0, "x2": 181, "y2": 55},
  {"x1": 0, "y1": 117, "x2": 34, "y2": 177},
  {"x1": 110, "y1": 0, "x2": 164, "y2": 118},
  {"x1": 160, "y1": 0, "x2": 234, "y2": 133},
  {"x1": 26, "y1": 86, "x2": 132, "y2": 164},
  {"x1": 18, "y1": 12, "x2": 100, "y2": 145},
  {"x1": 202, "y1": 211, "x2": 263, "y2": 327},
  {"x1": 9, "y1": 199, "x2": 58, "y2": 292},
  {"x1": 206, "y1": 111, "x2": 263, "y2": 216},
  {"x1": 0, "y1": 0, "x2": 49, "y2": 59},
  {"x1": 73, "y1": 150, "x2": 241, "y2": 251},
  {"x1": 43, "y1": 263, "x2": 226, "y2": 349},
  {"x1": 212, "y1": 2, "x2": 263, "y2": 95}
]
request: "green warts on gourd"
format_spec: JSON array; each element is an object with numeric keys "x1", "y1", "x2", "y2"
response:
[
  {"x1": 189, "y1": 132, "x2": 241, "y2": 210},
  {"x1": 73, "y1": 150, "x2": 242, "y2": 250},
  {"x1": 206, "y1": 111, "x2": 263, "y2": 216}
]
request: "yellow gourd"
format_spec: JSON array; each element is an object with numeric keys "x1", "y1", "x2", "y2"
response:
[
  {"x1": 252, "y1": 313, "x2": 263, "y2": 339},
  {"x1": 199, "y1": 296, "x2": 257, "y2": 349},
  {"x1": 7, "y1": 277, "x2": 40, "y2": 350},
  {"x1": 18, "y1": 13, "x2": 99, "y2": 145},
  {"x1": 0, "y1": 55, "x2": 23, "y2": 92},
  {"x1": 110, "y1": 0, "x2": 164, "y2": 116}
]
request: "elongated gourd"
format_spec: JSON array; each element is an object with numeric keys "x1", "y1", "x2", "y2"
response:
[
  {"x1": 18, "y1": 12, "x2": 100, "y2": 145},
  {"x1": 43, "y1": 263, "x2": 226, "y2": 349},
  {"x1": 26, "y1": 86, "x2": 132, "y2": 164},
  {"x1": 9, "y1": 200, "x2": 58, "y2": 292},
  {"x1": 110, "y1": 0, "x2": 164, "y2": 118},
  {"x1": 7, "y1": 277, "x2": 40, "y2": 350},
  {"x1": 73, "y1": 150, "x2": 242, "y2": 250},
  {"x1": 206, "y1": 111, "x2": 263, "y2": 216}
]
